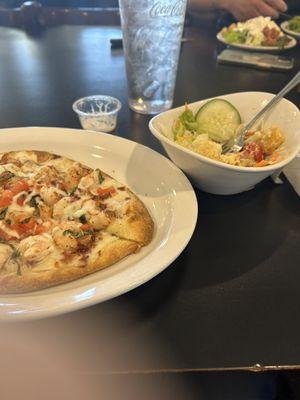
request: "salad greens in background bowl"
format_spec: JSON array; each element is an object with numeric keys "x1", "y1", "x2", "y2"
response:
[
  {"x1": 281, "y1": 17, "x2": 300, "y2": 40},
  {"x1": 149, "y1": 92, "x2": 300, "y2": 195}
]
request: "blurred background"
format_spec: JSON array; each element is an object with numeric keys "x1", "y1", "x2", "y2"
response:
[{"x1": 0, "y1": 1, "x2": 118, "y2": 6}]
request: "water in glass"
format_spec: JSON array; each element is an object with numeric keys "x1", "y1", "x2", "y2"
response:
[{"x1": 119, "y1": 0, "x2": 187, "y2": 114}]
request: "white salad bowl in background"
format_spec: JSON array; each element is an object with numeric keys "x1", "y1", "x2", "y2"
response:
[
  {"x1": 281, "y1": 21, "x2": 300, "y2": 41},
  {"x1": 216, "y1": 31, "x2": 297, "y2": 51},
  {"x1": 149, "y1": 92, "x2": 300, "y2": 195}
]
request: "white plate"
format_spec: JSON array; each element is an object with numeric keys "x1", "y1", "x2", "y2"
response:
[
  {"x1": 0, "y1": 127, "x2": 197, "y2": 321},
  {"x1": 281, "y1": 21, "x2": 300, "y2": 40},
  {"x1": 216, "y1": 31, "x2": 297, "y2": 51}
]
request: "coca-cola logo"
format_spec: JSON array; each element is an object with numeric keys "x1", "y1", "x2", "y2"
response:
[{"x1": 149, "y1": 0, "x2": 185, "y2": 18}]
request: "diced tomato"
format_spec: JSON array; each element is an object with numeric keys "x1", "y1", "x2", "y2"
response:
[
  {"x1": 242, "y1": 142, "x2": 265, "y2": 162},
  {"x1": 35, "y1": 224, "x2": 47, "y2": 235},
  {"x1": 0, "y1": 190, "x2": 14, "y2": 207},
  {"x1": 17, "y1": 194, "x2": 26, "y2": 206},
  {"x1": 9, "y1": 179, "x2": 30, "y2": 195},
  {"x1": 262, "y1": 26, "x2": 280, "y2": 46},
  {"x1": 81, "y1": 224, "x2": 92, "y2": 231},
  {"x1": 97, "y1": 186, "x2": 116, "y2": 198},
  {"x1": 13, "y1": 218, "x2": 36, "y2": 236},
  {"x1": 256, "y1": 160, "x2": 267, "y2": 168}
]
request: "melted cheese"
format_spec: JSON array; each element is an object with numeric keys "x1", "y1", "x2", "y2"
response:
[
  {"x1": 30, "y1": 246, "x2": 62, "y2": 272},
  {"x1": 54, "y1": 196, "x2": 100, "y2": 220},
  {"x1": 53, "y1": 187, "x2": 68, "y2": 196},
  {"x1": 46, "y1": 157, "x2": 75, "y2": 172},
  {"x1": 17, "y1": 233, "x2": 58, "y2": 271},
  {"x1": 104, "y1": 191, "x2": 131, "y2": 215},
  {"x1": 78, "y1": 171, "x2": 97, "y2": 191},
  {"x1": 8, "y1": 192, "x2": 35, "y2": 216},
  {"x1": 101, "y1": 177, "x2": 119, "y2": 189},
  {"x1": 57, "y1": 198, "x2": 84, "y2": 219},
  {"x1": 0, "y1": 163, "x2": 21, "y2": 176},
  {"x1": 0, "y1": 244, "x2": 13, "y2": 269},
  {"x1": 73, "y1": 199, "x2": 97, "y2": 218},
  {"x1": 20, "y1": 160, "x2": 42, "y2": 176}
]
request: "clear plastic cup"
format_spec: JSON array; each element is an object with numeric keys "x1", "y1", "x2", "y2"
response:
[
  {"x1": 119, "y1": 0, "x2": 187, "y2": 115},
  {"x1": 72, "y1": 95, "x2": 122, "y2": 132}
]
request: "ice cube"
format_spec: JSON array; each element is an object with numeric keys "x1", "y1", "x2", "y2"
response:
[{"x1": 143, "y1": 80, "x2": 160, "y2": 98}]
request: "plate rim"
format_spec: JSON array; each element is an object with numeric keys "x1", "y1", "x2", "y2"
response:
[
  {"x1": 216, "y1": 31, "x2": 297, "y2": 51},
  {"x1": 0, "y1": 126, "x2": 198, "y2": 321}
]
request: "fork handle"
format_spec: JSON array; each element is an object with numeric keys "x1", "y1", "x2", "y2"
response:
[
  {"x1": 278, "y1": 12, "x2": 293, "y2": 19},
  {"x1": 242, "y1": 70, "x2": 300, "y2": 134}
]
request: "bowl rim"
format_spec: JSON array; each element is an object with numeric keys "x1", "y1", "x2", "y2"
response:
[
  {"x1": 149, "y1": 91, "x2": 300, "y2": 174},
  {"x1": 72, "y1": 95, "x2": 122, "y2": 117}
]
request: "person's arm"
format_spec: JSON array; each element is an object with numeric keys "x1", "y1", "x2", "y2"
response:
[{"x1": 189, "y1": 0, "x2": 288, "y2": 21}]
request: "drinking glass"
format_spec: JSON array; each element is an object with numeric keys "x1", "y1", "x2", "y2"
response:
[{"x1": 119, "y1": 0, "x2": 187, "y2": 114}]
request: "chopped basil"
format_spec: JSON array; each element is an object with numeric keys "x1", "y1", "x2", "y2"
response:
[
  {"x1": 0, "y1": 238, "x2": 21, "y2": 275},
  {"x1": 79, "y1": 215, "x2": 87, "y2": 224},
  {"x1": 70, "y1": 186, "x2": 77, "y2": 196},
  {"x1": 97, "y1": 169, "x2": 104, "y2": 184},
  {"x1": 98, "y1": 203, "x2": 106, "y2": 210},
  {"x1": 0, "y1": 237, "x2": 11, "y2": 247},
  {"x1": 0, "y1": 207, "x2": 8, "y2": 220},
  {"x1": 11, "y1": 248, "x2": 21, "y2": 260},
  {"x1": 0, "y1": 171, "x2": 15, "y2": 182},
  {"x1": 12, "y1": 249, "x2": 21, "y2": 276},
  {"x1": 276, "y1": 36, "x2": 287, "y2": 49},
  {"x1": 63, "y1": 229, "x2": 99, "y2": 238},
  {"x1": 29, "y1": 194, "x2": 40, "y2": 208},
  {"x1": 20, "y1": 217, "x2": 31, "y2": 224},
  {"x1": 16, "y1": 263, "x2": 22, "y2": 276}
]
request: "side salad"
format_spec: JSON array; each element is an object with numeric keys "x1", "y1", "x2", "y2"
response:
[
  {"x1": 172, "y1": 99, "x2": 285, "y2": 168},
  {"x1": 221, "y1": 16, "x2": 291, "y2": 48},
  {"x1": 287, "y1": 16, "x2": 300, "y2": 33}
]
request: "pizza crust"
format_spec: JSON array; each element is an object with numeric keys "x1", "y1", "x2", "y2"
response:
[
  {"x1": 0, "y1": 238, "x2": 138, "y2": 294},
  {"x1": 106, "y1": 196, "x2": 154, "y2": 246}
]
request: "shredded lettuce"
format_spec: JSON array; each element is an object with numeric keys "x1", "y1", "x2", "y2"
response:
[
  {"x1": 288, "y1": 16, "x2": 300, "y2": 33},
  {"x1": 223, "y1": 29, "x2": 248, "y2": 44},
  {"x1": 179, "y1": 107, "x2": 198, "y2": 131},
  {"x1": 172, "y1": 119, "x2": 185, "y2": 139},
  {"x1": 173, "y1": 106, "x2": 198, "y2": 139}
]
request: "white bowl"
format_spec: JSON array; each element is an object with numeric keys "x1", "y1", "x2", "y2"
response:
[
  {"x1": 281, "y1": 21, "x2": 300, "y2": 41},
  {"x1": 149, "y1": 92, "x2": 300, "y2": 195}
]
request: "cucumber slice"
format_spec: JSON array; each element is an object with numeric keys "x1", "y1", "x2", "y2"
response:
[{"x1": 195, "y1": 99, "x2": 241, "y2": 143}]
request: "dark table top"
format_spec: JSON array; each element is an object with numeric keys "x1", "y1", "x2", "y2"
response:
[{"x1": 0, "y1": 23, "x2": 299, "y2": 374}]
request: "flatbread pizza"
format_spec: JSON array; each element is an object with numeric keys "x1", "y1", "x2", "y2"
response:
[{"x1": 0, "y1": 151, "x2": 154, "y2": 293}]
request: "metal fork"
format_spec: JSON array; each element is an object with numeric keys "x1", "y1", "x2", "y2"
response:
[
  {"x1": 222, "y1": 70, "x2": 300, "y2": 154},
  {"x1": 278, "y1": 12, "x2": 293, "y2": 20}
]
